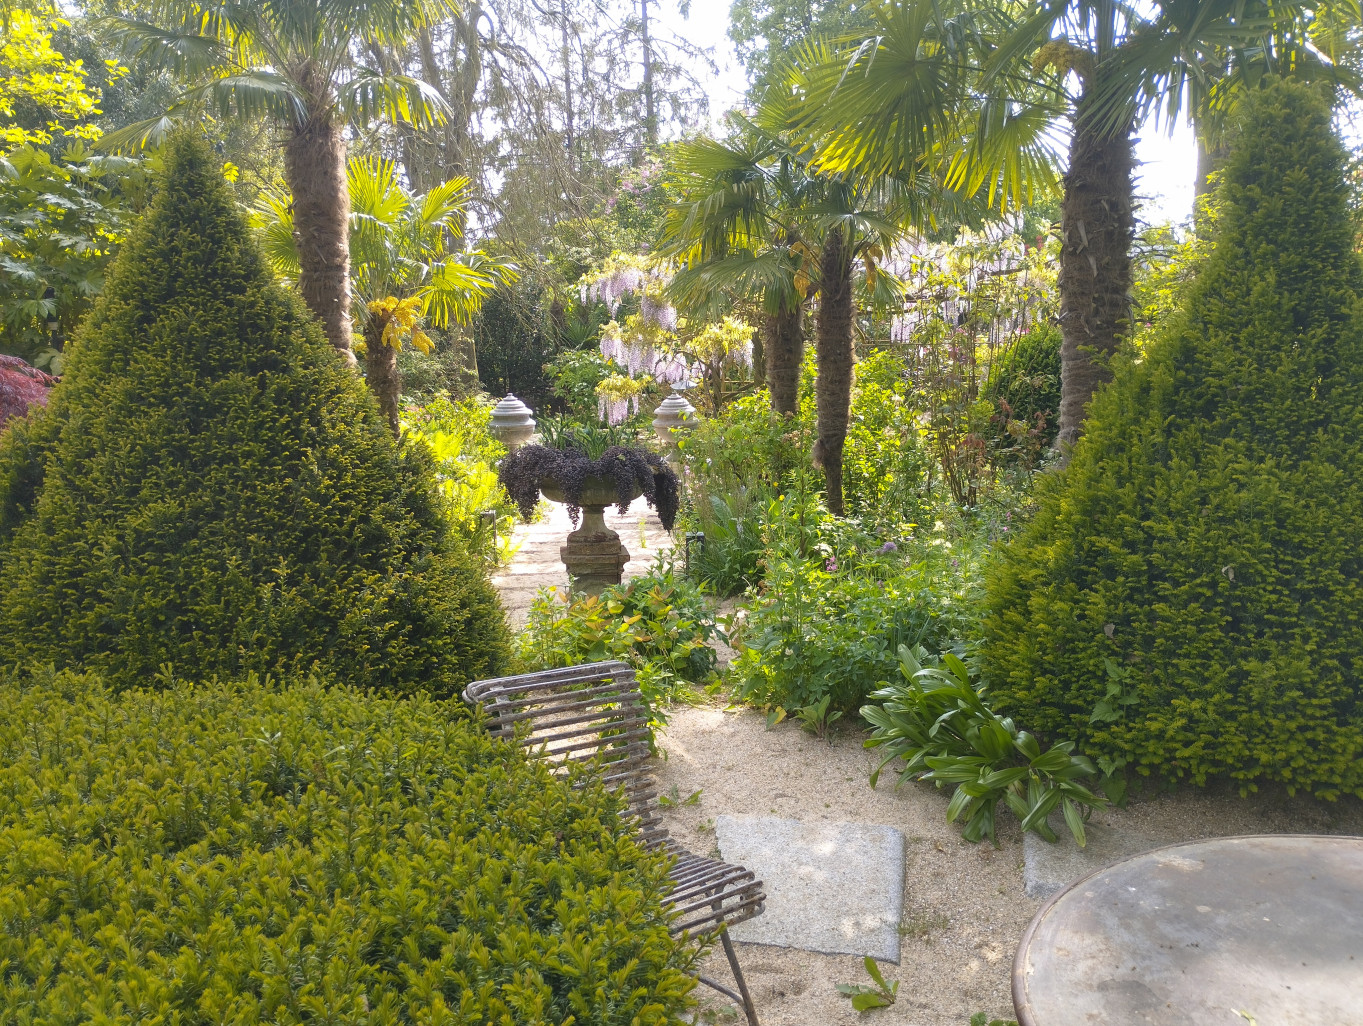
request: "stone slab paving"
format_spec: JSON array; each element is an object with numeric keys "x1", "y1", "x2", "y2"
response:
[
  {"x1": 491, "y1": 497, "x2": 674, "y2": 627},
  {"x1": 1022, "y1": 821, "x2": 1159, "y2": 899},
  {"x1": 716, "y1": 814, "x2": 906, "y2": 963}
]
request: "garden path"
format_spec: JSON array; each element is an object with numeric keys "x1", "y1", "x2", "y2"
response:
[
  {"x1": 654, "y1": 704, "x2": 1363, "y2": 1026},
  {"x1": 491, "y1": 497, "x2": 673, "y2": 626}
]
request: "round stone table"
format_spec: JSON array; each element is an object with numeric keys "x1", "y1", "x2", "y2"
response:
[{"x1": 1013, "y1": 834, "x2": 1363, "y2": 1025}]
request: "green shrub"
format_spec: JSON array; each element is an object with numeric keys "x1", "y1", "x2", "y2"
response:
[
  {"x1": 842, "y1": 349, "x2": 932, "y2": 529},
  {"x1": 730, "y1": 494, "x2": 978, "y2": 716},
  {"x1": 0, "y1": 134, "x2": 508, "y2": 694},
  {"x1": 401, "y1": 392, "x2": 520, "y2": 564},
  {"x1": 864, "y1": 645, "x2": 1104, "y2": 845},
  {"x1": 0, "y1": 668, "x2": 697, "y2": 1023},
  {"x1": 981, "y1": 82, "x2": 1363, "y2": 797},
  {"x1": 514, "y1": 562, "x2": 723, "y2": 725},
  {"x1": 981, "y1": 323, "x2": 1061, "y2": 464}
]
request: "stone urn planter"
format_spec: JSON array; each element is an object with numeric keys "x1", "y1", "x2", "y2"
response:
[
  {"x1": 500, "y1": 442, "x2": 679, "y2": 596},
  {"x1": 540, "y1": 474, "x2": 642, "y2": 594}
]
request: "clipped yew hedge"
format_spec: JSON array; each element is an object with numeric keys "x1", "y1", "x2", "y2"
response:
[
  {"x1": 0, "y1": 668, "x2": 697, "y2": 1023},
  {"x1": 982, "y1": 82, "x2": 1363, "y2": 797},
  {"x1": 0, "y1": 134, "x2": 507, "y2": 694}
]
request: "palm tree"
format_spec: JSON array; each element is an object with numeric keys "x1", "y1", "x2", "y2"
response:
[
  {"x1": 794, "y1": 0, "x2": 1347, "y2": 452},
  {"x1": 103, "y1": 0, "x2": 456, "y2": 362},
  {"x1": 255, "y1": 157, "x2": 516, "y2": 433},
  {"x1": 665, "y1": 91, "x2": 982, "y2": 514},
  {"x1": 661, "y1": 116, "x2": 820, "y2": 416}
]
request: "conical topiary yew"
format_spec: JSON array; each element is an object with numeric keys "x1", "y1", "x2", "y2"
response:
[
  {"x1": 0, "y1": 134, "x2": 508, "y2": 694},
  {"x1": 982, "y1": 81, "x2": 1363, "y2": 797}
]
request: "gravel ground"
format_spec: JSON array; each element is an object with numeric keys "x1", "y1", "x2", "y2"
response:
[{"x1": 652, "y1": 701, "x2": 1363, "y2": 1026}]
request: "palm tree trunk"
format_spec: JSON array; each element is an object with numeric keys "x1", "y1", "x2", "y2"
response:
[
  {"x1": 363, "y1": 318, "x2": 401, "y2": 435},
  {"x1": 285, "y1": 116, "x2": 354, "y2": 365},
  {"x1": 814, "y1": 229, "x2": 854, "y2": 517},
  {"x1": 765, "y1": 302, "x2": 803, "y2": 416},
  {"x1": 1054, "y1": 82, "x2": 1135, "y2": 456}
]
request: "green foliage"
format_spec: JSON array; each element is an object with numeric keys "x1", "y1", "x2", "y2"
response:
[
  {"x1": 682, "y1": 492, "x2": 765, "y2": 597},
  {"x1": 980, "y1": 323, "x2": 1062, "y2": 465},
  {"x1": 982, "y1": 82, "x2": 1363, "y2": 797},
  {"x1": 0, "y1": 143, "x2": 152, "y2": 364},
  {"x1": 401, "y1": 392, "x2": 520, "y2": 564},
  {"x1": 513, "y1": 562, "x2": 724, "y2": 725},
  {"x1": 842, "y1": 348, "x2": 931, "y2": 528},
  {"x1": 835, "y1": 956, "x2": 899, "y2": 1010},
  {"x1": 864, "y1": 645, "x2": 1105, "y2": 845},
  {"x1": 0, "y1": 134, "x2": 508, "y2": 695},
  {"x1": 547, "y1": 346, "x2": 614, "y2": 419},
  {"x1": 970, "y1": 1015, "x2": 1019, "y2": 1026},
  {"x1": 730, "y1": 495, "x2": 977, "y2": 715},
  {"x1": 475, "y1": 280, "x2": 565, "y2": 409},
  {"x1": 537, "y1": 415, "x2": 641, "y2": 459},
  {"x1": 0, "y1": 667, "x2": 697, "y2": 1024},
  {"x1": 0, "y1": 8, "x2": 108, "y2": 149}
]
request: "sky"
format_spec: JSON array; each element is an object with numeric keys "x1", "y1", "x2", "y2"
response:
[{"x1": 657, "y1": 0, "x2": 1200, "y2": 226}]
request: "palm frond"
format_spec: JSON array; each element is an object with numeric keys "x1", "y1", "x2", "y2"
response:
[
  {"x1": 421, "y1": 256, "x2": 501, "y2": 327},
  {"x1": 183, "y1": 72, "x2": 308, "y2": 126},
  {"x1": 99, "y1": 15, "x2": 232, "y2": 78},
  {"x1": 249, "y1": 188, "x2": 301, "y2": 280},
  {"x1": 338, "y1": 72, "x2": 450, "y2": 129},
  {"x1": 95, "y1": 114, "x2": 183, "y2": 154}
]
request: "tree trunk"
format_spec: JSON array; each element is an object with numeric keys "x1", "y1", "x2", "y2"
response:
[
  {"x1": 1054, "y1": 81, "x2": 1135, "y2": 456},
  {"x1": 750, "y1": 325, "x2": 765, "y2": 387},
  {"x1": 640, "y1": 0, "x2": 656, "y2": 149},
  {"x1": 765, "y1": 302, "x2": 803, "y2": 416},
  {"x1": 814, "y1": 229, "x2": 854, "y2": 517},
  {"x1": 284, "y1": 116, "x2": 354, "y2": 365},
  {"x1": 363, "y1": 318, "x2": 401, "y2": 435}
]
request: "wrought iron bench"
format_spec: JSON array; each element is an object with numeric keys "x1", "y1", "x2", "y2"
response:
[{"x1": 464, "y1": 660, "x2": 765, "y2": 1025}]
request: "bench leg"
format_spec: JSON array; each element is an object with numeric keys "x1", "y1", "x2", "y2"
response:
[{"x1": 719, "y1": 927, "x2": 759, "y2": 1026}]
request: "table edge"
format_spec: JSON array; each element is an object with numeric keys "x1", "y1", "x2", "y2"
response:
[{"x1": 1010, "y1": 831, "x2": 1363, "y2": 1026}]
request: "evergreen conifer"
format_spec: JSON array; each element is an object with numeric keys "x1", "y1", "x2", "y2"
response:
[
  {"x1": 0, "y1": 134, "x2": 508, "y2": 693},
  {"x1": 982, "y1": 82, "x2": 1363, "y2": 796}
]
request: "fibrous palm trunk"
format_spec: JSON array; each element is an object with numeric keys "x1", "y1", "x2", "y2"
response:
[
  {"x1": 363, "y1": 318, "x2": 401, "y2": 436},
  {"x1": 1054, "y1": 82, "x2": 1135, "y2": 456},
  {"x1": 814, "y1": 228, "x2": 854, "y2": 516},
  {"x1": 765, "y1": 301, "x2": 803, "y2": 416},
  {"x1": 285, "y1": 114, "x2": 354, "y2": 365}
]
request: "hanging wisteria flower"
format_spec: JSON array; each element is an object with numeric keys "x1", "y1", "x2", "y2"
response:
[
  {"x1": 578, "y1": 253, "x2": 664, "y2": 314},
  {"x1": 595, "y1": 373, "x2": 649, "y2": 426}
]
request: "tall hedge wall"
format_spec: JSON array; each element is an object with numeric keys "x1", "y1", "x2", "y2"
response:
[
  {"x1": 0, "y1": 668, "x2": 696, "y2": 1023},
  {"x1": 0, "y1": 134, "x2": 508, "y2": 693},
  {"x1": 981, "y1": 82, "x2": 1363, "y2": 796}
]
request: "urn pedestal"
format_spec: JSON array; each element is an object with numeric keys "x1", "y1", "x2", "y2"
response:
[{"x1": 540, "y1": 475, "x2": 640, "y2": 596}]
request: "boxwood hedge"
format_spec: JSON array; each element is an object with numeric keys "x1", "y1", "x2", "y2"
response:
[
  {"x1": 981, "y1": 82, "x2": 1363, "y2": 797},
  {"x1": 0, "y1": 134, "x2": 507, "y2": 694},
  {"x1": 0, "y1": 668, "x2": 697, "y2": 1023}
]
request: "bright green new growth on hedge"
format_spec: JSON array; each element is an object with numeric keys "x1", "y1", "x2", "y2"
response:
[
  {"x1": 0, "y1": 668, "x2": 698, "y2": 1024},
  {"x1": 982, "y1": 82, "x2": 1363, "y2": 797},
  {"x1": 0, "y1": 134, "x2": 508, "y2": 694}
]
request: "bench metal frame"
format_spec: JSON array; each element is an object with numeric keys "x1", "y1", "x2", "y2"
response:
[{"x1": 465, "y1": 660, "x2": 765, "y2": 1025}]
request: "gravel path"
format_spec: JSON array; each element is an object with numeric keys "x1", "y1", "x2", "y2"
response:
[{"x1": 653, "y1": 702, "x2": 1363, "y2": 1026}]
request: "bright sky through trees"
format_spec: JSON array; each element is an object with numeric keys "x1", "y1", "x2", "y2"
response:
[{"x1": 657, "y1": 0, "x2": 1198, "y2": 225}]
